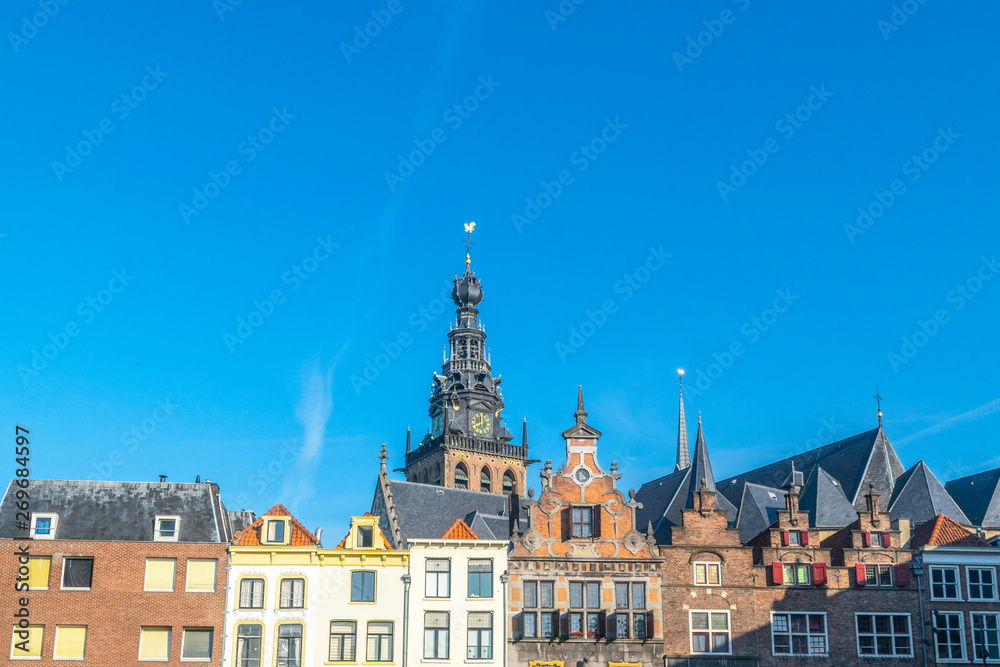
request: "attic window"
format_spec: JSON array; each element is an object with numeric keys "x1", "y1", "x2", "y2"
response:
[
  {"x1": 767, "y1": 492, "x2": 778, "y2": 500},
  {"x1": 358, "y1": 526, "x2": 374, "y2": 548},
  {"x1": 31, "y1": 513, "x2": 57, "y2": 540},
  {"x1": 154, "y1": 516, "x2": 180, "y2": 542},
  {"x1": 266, "y1": 520, "x2": 286, "y2": 544}
]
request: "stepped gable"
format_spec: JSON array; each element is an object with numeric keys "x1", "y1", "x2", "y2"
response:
[
  {"x1": 887, "y1": 461, "x2": 970, "y2": 525},
  {"x1": 230, "y1": 503, "x2": 321, "y2": 547},
  {"x1": 910, "y1": 513, "x2": 990, "y2": 549},
  {"x1": 946, "y1": 467, "x2": 1000, "y2": 528}
]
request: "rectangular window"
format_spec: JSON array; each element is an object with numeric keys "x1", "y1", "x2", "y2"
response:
[
  {"x1": 870, "y1": 531, "x2": 884, "y2": 547},
  {"x1": 524, "y1": 581, "x2": 537, "y2": 608},
  {"x1": 523, "y1": 613, "x2": 537, "y2": 639},
  {"x1": 30, "y1": 513, "x2": 56, "y2": 539},
  {"x1": 366, "y1": 621, "x2": 393, "y2": 662},
  {"x1": 615, "y1": 582, "x2": 629, "y2": 609},
  {"x1": 632, "y1": 582, "x2": 646, "y2": 609},
  {"x1": 424, "y1": 612, "x2": 449, "y2": 659},
  {"x1": 865, "y1": 564, "x2": 893, "y2": 587},
  {"x1": 139, "y1": 626, "x2": 170, "y2": 661},
  {"x1": 266, "y1": 520, "x2": 286, "y2": 543},
  {"x1": 54, "y1": 625, "x2": 88, "y2": 660},
  {"x1": 351, "y1": 571, "x2": 376, "y2": 602},
  {"x1": 185, "y1": 559, "x2": 217, "y2": 592},
  {"x1": 425, "y1": 559, "x2": 451, "y2": 598},
  {"x1": 329, "y1": 621, "x2": 357, "y2": 662},
  {"x1": 279, "y1": 578, "x2": 305, "y2": 609},
  {"x1": 467, "y1": 612, "x2": 493, "y2": 659},
  {"x1": 932, "y1": 612, "x2": 964, "y2": 662},
  {"x1": 571, "y1": 507, "x2": 594, "y2": 538},
  {"x1": 468, "y1": 559, "x2": 493, "y2": 598},
  {"x1": 154, "y1": 516, "x2": 179, "y2": 541},
  {"x1": 612, "y1": 581, "x2": 647, "y2": 640},
  {"x1": 276, "y1": 624, "x2": 302, "y2": 667},
  {"x1": 694, "y1": 562, "x2": 721, "y2": 586},
  {"x1": 931, "y1": 567, "x2": 960, "y2": 600},
  {"x1": 144, "y1": 558, "x2": 176, "y2": 592},
  {"x1": 239, "y1": 578, "x2": 264, "y2": 609},
  {"x1": 691, "y1": 611, "x2": 730, "y2": 654},
  {"x1": 856, "y1": 614, "x2": 912, "y2": 657},
  {"x1": 972, "y1": 613, "x2": 1000, "y2": 663},
  {"x1": 358, "y1": 526, "x2": 374, "y2": 548},
  {"x1": 783, "y1": 563, "x2": 811, "y2": 585},
  {"x1": 772, "y1": 613, "x2": 828, "y2": 656},
  {"x1": 235, "y1": 624, "x2": 262, "y2": 667},
  {"x1": 540, "y1": 612, "x2": 555, "y2": 639},
  {"x1": 62, "y1": 557, "x2": 94, "y2": 590},
  {"x1": 181, "y1": 628, "x2": 212, "y2": 661},
  {"x1": 969, "y1": 567, "x2": 997, "y2": 601},
  {"x1": 570, "y1": 581, "x2": 583, "y2": 608},
  {"x1": 26, "y1": 557, "x2": 51, "y2": 590},
  {"x1": 616, "y1": 613, "x2": 629, "y2": 639},
  {"x1": 540, "y1": 581, "x2": 554, "y2": 608},
  {"x1": 788, "y1": 531, "x2": 802, "y2": 546},
  {"x1": 10, "y1": 625, "x2": 43, "y2": 659}
]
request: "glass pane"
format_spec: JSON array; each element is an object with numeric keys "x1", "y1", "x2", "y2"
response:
[
  {"x1": 774, "y1": 635, "x2": 790, "y2": 654},
  {"x1": 708, "y1": 565, "x2": 720, "y2": 586},
  {"x1": 524, "y1": 582, "x2": 537, "y2": 608},
  {"x1": 615, "y1": 582, "x2": 629, "y2": 608},
  {"x1": 570, "y1": 613, "x2": 583, "y2": 635},
  {"x1": 540, "y1": 582, "x2": 554, "y2": 608},
  {"x1": 772, "y1": 614, "x2": 789, "y2": 632},
  {"x1": 875, "y1": 616, "x2": 891, "y2": 634},
  {"x1": 468, "y1": 613, "x2": 491, "y2": 629},
  {"x1": 570, "y1": 582, "x2": 583, "y2": 608},
  {"x1": 586, "y1": 582, "x2": 600, "y2": 608},
  {"x1": 792, "y1": 635, "x2": 808, "y2": 654},
  {"x1": 876, "y1": 636, "x2": 893, "y2": 654},
  {"x1": 711, "y1": 613, "x2": 729, "y2": 630},
  {"x1": 712, "y1": 632, "x2": 729, "y2": 653},
  {"x1": 692, "y1": 633, "x2": 708, "y2": 653},
  {"x1": 616, "y1": 614, "x2": 629, "y2": 639},
  {"x1": 695, "y1": 565, "x2": 707, "y2": 585},
  {"x1": 524, "y1": 614, "x2": 536, "y2": 638},
  {"x1": 426, "y1": 559, "x2": 450, "y2": 572},
  {"x1": 810, "y1": 615, "x2": 824, "y2": 632},
  {"x1": 790, "y1": 614, "x2": 807, "y2": 633},
  {"x1": 469, "y1": 559, "x2": 491, "y2": 573},
  {"x1": 857, "y1": 616, "x2": 873, "y2": 634},
  {"x1": 587, "y1": 613, "x2": 600, "y2": 637},
  {"x1": 182, "y1": 629, "x2": 212, "y2": 659},
  {"x1": 632, "y1": 583, "x2": 645, "y2": 609},
  {"x1": 893, "y1": 616, "x2": 909, "y2": 634},
  {"x1": 634, "y1": 614, "x2": 647, "y2": 639},
  {"x1": 691, "y1": 613, "x2": 709, "y2": 630}
]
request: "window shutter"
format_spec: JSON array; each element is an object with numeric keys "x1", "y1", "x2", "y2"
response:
[
  {"x1": 882, "y1": 530, "x2": 892, "y2": 547},
  {"x1": 863, "y1": 531, "x2": 871, "y2": 547},
  {"x1": 856, "y1": 563, "x2": 867, "y2": 586},
  {"x1": 559, "y1": 613, "x2": 569, "y2": 639},
  {"x1": 772, "y1": 561, "x2": 784, "y2": 585},
  {"x1": 593, "y1": 507, "x2": 601, "y2": 538},
  {"x1": 562, "y1": 508, "x2": 571, "y2": 540},
  {"x1": 599, "y1": 611, "x2": 606, "y2": 638},
  {"x1": 645, "y1": 611, "x2": 654, "y2": 639},
  {"x1": 801, "y1": 530, "x2": 809, "y2": 546},
  {"x1": 895, "y1": 563, "x2": 911, "y2": 587},
  {"x1": 782, "y1": 529, "x2": 790, "y2": 546},
  {"x1": 512, "y1": 613, "x2": 522, "y2": 636},
  {"x1": 812, "y1": 562, "x2": 827, "y2": 586}
]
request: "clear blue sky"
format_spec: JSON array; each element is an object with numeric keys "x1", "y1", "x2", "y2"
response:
[{"x1": 3, "y1": 1, "x2": 998, "y2": 535}]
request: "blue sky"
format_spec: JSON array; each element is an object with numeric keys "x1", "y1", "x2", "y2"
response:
[{"x1": 3, "y1": 1, "x2": 998, "y2": 535}]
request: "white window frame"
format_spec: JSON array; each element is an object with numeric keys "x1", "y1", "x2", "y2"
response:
[
  {"x1": 855, "y1": 613, "x2": 913, "y2": 658},
  {"x1": 30, "y1": 513, "x2": 58, "y2": 540},
  {"x1": 179, "y1": 627, "x2": 212, "y2": 662},
  {"x1": 53, "y1": 624, "x2": 88, "y2": 661},
  {"x1": 689, "y1": 609, "x2": 731, "y2": 655},
  {"x1": 138, "y1": 626, "x2": 171, "y2": 662},
  {"x1": 693, "y1": 562, "x2": 722, "y2": 586},
  {"x1": 770, "y1": 611, "x2": 829, "y2": 657},
  {"x1": 783, "y1": 563, "x2": 812, "y2": 586},
  {"x1": 424, "y1": 559, "x2": 451, "y2": 599},
  {"x1": 144, "y1": 558, "x2": 177, "y2": 593},
  {"x1": 61, "y1": 557, "x2": 94, "y2": 591},
  {"x1": 932, "y1": 611, "x2": 966, "y2": 663},
  {"x1": 970, "y1": 611, "x2": 1000, "y2": 664},
  {"x1": 865, "y1": 563, "x2": 894, "y2": 587},
  {"x1": 154, "y1": 515, "x2": 180, "y2": 542},
  {"x1": 968, "y1": 566, "x2": 998, "y2": 602},
  {"x1": 930, "y1": 566, "x2": 962, "y2": 601}
]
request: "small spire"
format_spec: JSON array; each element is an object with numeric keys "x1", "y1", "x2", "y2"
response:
[
  {"x1": 676, "y1": 369, "x2": 690, "y2": 471},
  {"x1": 698, "y1": 411, "x2": 702, "y2": 425},
  {"x1": 378, "y1": 444, "x2": 389, "y2": 472},
  {"x1": 405, "y1": 427, "x2": 411, "y2": 454},
  {"x1": 574, "y1": 385, "x2": 588, "y2": 423},
  {"x1": 463, "y1": 221, "x2": 476, "y2": 268},
  {"x1": 874, "y1": 384, "x2": 884, "y2": 427},
  {"x1": 522, "y1": 418, "x2": 528, "y2": 447}
]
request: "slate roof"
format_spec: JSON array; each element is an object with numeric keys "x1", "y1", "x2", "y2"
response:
[
  {"x1": 735, "y1": 483, "x2": 787, "y2": 543},
  {"x1": 0, "y1": 479, "x2": 232, "y2": 542},
  {"x1": 228, "y1": 510, "x2": 257, "y2": 534},
  {"x1": 887, "y1": 461, "x2": 970, "y2": 526},
  {"x1": 231, "y1": 503, "x2": 322, "y2": 547},
  {"x1": 946, "y1": 468, "x2": 1000, "y2": 527},
  {"x1": 910, "y1": 514, "x2": 990, "y2": 549},
  {"x1": 798, "y1": 466, "x2": 860, "y2": 528}
]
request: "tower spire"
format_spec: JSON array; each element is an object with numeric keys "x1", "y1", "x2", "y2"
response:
[
  {"x1": 574, "y1": 385, "x2": 588, "y2": 424},
  {"x1": 676, "y1": 369, "x2": 690, "y2": 471},
  {"x1": 874, "y1": 384, "x2": 884, "y2": 427}
]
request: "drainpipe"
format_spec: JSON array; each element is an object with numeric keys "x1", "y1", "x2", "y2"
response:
[
  {"x1": 500, "y1": 571, "x2": 510, "y2": 667},
  {"x1": 912, "y1": 554, "x2": 927, "y2": 667},
  {"x1": 401, "y1": 574, "x2": 411, "y2": 667},
  {"x1": 221, "y1": 560, "x2": 233, "y2": 666}
]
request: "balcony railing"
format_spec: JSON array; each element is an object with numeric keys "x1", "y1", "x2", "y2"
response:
[{"x1": 405, "y1": 435, "x2": 528, "y2": 466}]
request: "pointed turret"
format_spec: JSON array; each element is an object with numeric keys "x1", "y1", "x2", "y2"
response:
[
  {"x1": 688, "y1": 415, "x2": 718, "y2": 496},
  {"x1": 675, "y1": 370, "x2": 690, "y2": 471}
]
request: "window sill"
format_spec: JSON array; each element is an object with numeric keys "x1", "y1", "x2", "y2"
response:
[
  {"x1": 59, "y1": 588, "x2": 92, "y2": 592},
  {"x1": 774, "y1": 655, "x2": 829, "y2": 659},
  {"x1": 143, "y1": 589, "x2": 176, "y2": 593},
  {"x1": 466, "y1": 597, "x2": 494, "y2": 601},
  {"x1": 930, "y1": 597, "x2": 963, "y2": 602},
  {"x1": 185, "y1": 590, "x2": 217, "y2": 594}
]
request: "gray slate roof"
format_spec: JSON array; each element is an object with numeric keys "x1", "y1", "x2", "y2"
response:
[
  {"x1": 736, "y1": 483, "x2": 787, "y2": 543},
  {"x1": 888, "y1": 461, "x2": 970, "y2": 526},
  {"x1": 228, "y1": 510, "x2": 257, "y2": 535},
  {"x1": 0, "y1": 480, "x2": 232, "y2": 542},
  {"x1": 946, "y1": 468, "x2": 1000, "y2": 528},
  {"x1": 798, "y1": 466, "x2": 860, "y2": 528}
]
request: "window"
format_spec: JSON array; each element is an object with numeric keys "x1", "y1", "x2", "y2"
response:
[
  {"x1": 26, "y1": 557, "x2": 51, "y2": 590},
  {"x1": 351, "y1": 571, "x2": 376, "y2": 602},
  {"x1": 691, "y1": 611, "x2": 730, "y2": 654},
  {"x1": 694, "y1": 562, "x2": 721, "y2": 586},
  {"x1": 455, "y1": 463, "x2": 469, "y2": 490},
  {"x1": 366, "y1": 621, "x2": 393, "y2": 662},
  {"x1": 53, "y1": 625, "x2": 87, "y2": 660},
  {"x1": 932, "y1": 612, "x2": 965, "y2": 662},
  {"x1": 144, "y1": 558, "x2": 176, "y2": 592},
  {"x1": 772, "y1": 613, "x2": 828, "y2": 656},
  {"x1": 856, "y1": 614, "x2": 912, "y2": 657},
  {"x1": 30, "y1": 513, "x2": 57, "y2": 539},
  {"x1": 10, "y1": 625, "x2": 43, "y2": 660},
  {"x1": 424, "y1": 612, "x2": 449, "y2": 659},
  {"x1": 870, "y1": 531, "x2": 885, "y2": 547},
  {"x1": 357, "y1": 526, "x2": 374, "y2": 548},
  {"x1": 503, "y1": 470, "x2": 515, "y2": 495},
  {"x1": 972, "y1": 613, "x2": 1000, "y2": 662},
  {"x1": 181, "y1": 628, "x2": 212, "y2": 661},
  {"x1": 154, "y1": 516, "x2": 180, "y2": 541},
  {"x1": 186, "y1": 559, "x2": 217, "y2": 592},
  {"x1": 865, "y1": 564, "x2": 893, "y2": 587},
  {"x1": 969, "y1": 567, "x2": 997, "y2": 601},
  {"x1": 329, "y1": 621, "x2": 357, "y2": 662},
  {"x1": 521, "y1": 581, "x2": 557, "y2": 639},
  {"x1": 468, "y1": 612, "x2": 492, "y2": 659},
  {"x1": 788, "y1": 531, "x2": 802, "y2": 546},
  {"x1": 614, "y1": 582, "x2": 648, "y2": 640},
  {"x1": 568, "y1": 581, "x2": 602, "y2": 638},
  {"x1": 62, "y1": 557, "x2": 94, "y2": 590},
  {"x1": 235, "y1": 624, "x2": 262, "y2": 667},
  {"x1": 571, "y1": 507, "x2": 594, "y2": 538},
  {"x1": 931, "y1": 566, "x2": 960, "y2": 600},
  {"x1": 139, "y1": 626, "x2": 170, "y2": 661},
  {"x1": 783, "y1": 563, "x2": 811, "y2": 585},
  {"x1": 468, "y1": 559, "x2": 493, "y2": 598},
  {"x1": 239, "y1": 578, "x2": 265, "y2": 609},
  {"x1": 480, "y1": 469, "x2": 491, "y2": 492},
  {"x1": 277, "y1": 624, "x2": 303, "y2": 667},
  {"x1": 266, "y1": 520, "x2": 286, "y2": 544},
  {"x1": 279, "y1": 578, "x2": 305, "y2": 609},
  {"x1": 425, "y1": 559, "x2": 451, "y2": 598}
]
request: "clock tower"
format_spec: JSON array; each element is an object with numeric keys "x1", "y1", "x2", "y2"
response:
[{"x1": 403, "y1": 233, "x2": 530, "y2": 496}]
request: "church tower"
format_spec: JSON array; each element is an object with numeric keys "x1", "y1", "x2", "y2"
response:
[{"x1": 402, "y1": 226, "x2": 530, "y2": 496}]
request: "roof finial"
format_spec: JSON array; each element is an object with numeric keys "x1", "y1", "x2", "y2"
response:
[
  {"x1": 874, "y1": 384, "x2": 884, "y2": 427},
  {"x1": 378, "y1": 443, "x2": 389, "y2": 471},
  {"x1": 405, "y1": 427, "x2": 411, "y2": 454},
  {"x1": 574, "y1": 385, "x2": 587, "y2": 423},
  {"x1": 698, "y1": 411, "x2": 702, "y2": 426},
  {"x1": 463, "y1": 221, "x2": 476, "y2": 267},
  {"x1": 676, "y1": 369, "x2": 690, "y2": 471}
]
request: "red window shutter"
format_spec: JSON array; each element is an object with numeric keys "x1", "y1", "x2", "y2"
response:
[
  {"x1": 856, "y1": 563, "x2": 867, "y2": 586},
  {"x1": 812, "y1": 562, "x2": 827, "y2": 585},
  {"x1": 882, "y1": 530, "x2": 892, "y2": 547},
  {"x1": 559, "y1": 612, "x2": 568, "y2": 639},
  {"x1": 782, "y1": 529, "x2": 790, "y2": 546},
  {"x1": 599, "y1": 611, "x2": 606, "y2": 638},
  {"x1": 895, "y1": 563, "x2": 911, "y2": 587},
  {"x1": 772, "y1": 561, "x2": 784, "y2": 585},
  {"x1": 646, "y1": 611, "x2": 654, "y2": 639},
  {"x1": 512, "y1": 613, "x2": 522, "y2": 635},
  {"x1": 801, "y1": 530, "x2": 809, "y2": 546},
  {"x1": 863, "y1": 531, "x2": 872, "y2": 547}
]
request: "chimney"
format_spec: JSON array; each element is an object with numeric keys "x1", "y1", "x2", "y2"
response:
[
  {"x1": 865, "y1": 483, "x2": 882, "y2": 526},
  {"x1": 696, "y1": 478, "x2": 717, "y2": 516},
  {"x1": 158, "y1": 475, "x2": 167, "y2": 483}
]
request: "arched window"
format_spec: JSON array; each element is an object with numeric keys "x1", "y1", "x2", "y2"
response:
[
  {"x1": 502, "y1": 470, "x2": 516, "y2": 496},
  {"x1": 480, "y1": 468, "x2": 491, "y2": 493},
  {"x1": 455, "y1": 463, "x2": 469, "y2": 490},
  {"x1": 433, "y1": 464, "x2": 442, "y2": 486}
]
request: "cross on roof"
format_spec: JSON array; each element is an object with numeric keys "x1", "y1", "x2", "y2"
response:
[{"x1": 874, "y1": 385, "x2": 884, "y2": 426}]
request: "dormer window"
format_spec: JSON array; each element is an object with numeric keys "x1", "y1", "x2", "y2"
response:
[
  {"x1": 263, "y1": 519, "x2": 289, "y2": 544},
  {"x1": 31, "y1": 513, "x2": 57, "y2": 539},
  {"x1": 358, "y1": 526, "x2": 373, "y2": 548},
  {"x1": 154, "y1": 516, "x2": 180, "y2": 542},
  {"x1": 781, "y1": 530, "x2": 808, "y2": 546}
]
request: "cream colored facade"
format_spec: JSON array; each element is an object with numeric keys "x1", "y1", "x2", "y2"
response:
[
  {"x1": 223, "y1": 512, "x2": 409, "y2": 667},
  {"x1": 407, "y1": 538, "x2": 509, "y2": 667}
]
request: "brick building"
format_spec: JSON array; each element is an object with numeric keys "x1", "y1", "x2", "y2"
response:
[{"x1": 0, "y1": 479, "x2": 233, "y2": 664}]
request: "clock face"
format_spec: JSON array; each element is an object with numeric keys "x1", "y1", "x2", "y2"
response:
[
  {"x1": 470, "y1": 411, "x2": 492, "y2": 436},
  {"x1": 431, "y1": 414, "x2": 443, "y2": 438},
  {"x1": 575, "y1": 468, "x2": 591, "y2": 484}
]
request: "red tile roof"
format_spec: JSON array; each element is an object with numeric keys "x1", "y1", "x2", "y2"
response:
[
  {"x1": 910, "y1": 513, "x2": 990, "y2": 549},
  {"x1": 230, "y1": 503, "x2": 321, "y2": 546},
  {"x1": 442, "y1": 519, "x2": 478, "y2": 540}
]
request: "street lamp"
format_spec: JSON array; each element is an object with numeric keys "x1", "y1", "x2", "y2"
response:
[
  {"x1": 500, "y1": 572, "x2": 510, "y2": 667},
  {"x1": 401, "y1": 574, "x2": 411, "y2": 667}
]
